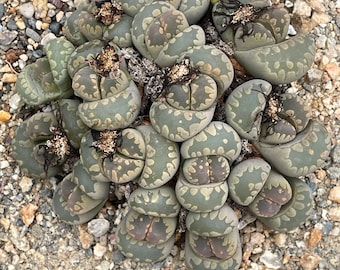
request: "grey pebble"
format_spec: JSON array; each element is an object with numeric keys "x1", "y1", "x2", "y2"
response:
[
  {"x1": 307, "y1": 68, "x2": 323, "y2": 82},
  {"x1": 331, "y1": 145, "x2": 340, "y2": 163},
  {"x1": 88, "y1": 218, "x2": 110, "y2": 237},
  {"x1": 26, "y1": 28, "x2": 41, "y2": 42},
  {"x1": 327, "y1": 166, "x2": 340, "y2": 180},
  {"x1": 0, "y1": 3, "x2": 4, "y2": 19},
  {"x1": 0, "y1": 30, "x2": 18, "y2": 46},
  {"x1": 50, "y1": 21, "x2": 62, "y2": 35},
  {"x1": 6, "y1": 17, "x2": 18, "y2": 30},
  {"x1": 32, "y1": 49, "x2": 44, "y2": 59}
]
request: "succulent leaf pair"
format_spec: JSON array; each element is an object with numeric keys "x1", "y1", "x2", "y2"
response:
[{"x1": 212, "y1": 0, "x2": 316, "y2": 84}]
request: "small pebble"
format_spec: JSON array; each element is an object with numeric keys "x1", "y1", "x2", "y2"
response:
[
  {"x1": 88, "y1": 219, "x2": 110, "y2": 238},
  {"x1": 0, "y1": 3, "x2": 4, "y2": 18},
  {"x1": 259, "y1": 250, "x2": 282, "y2": 269},
  {"x1": 19, "y1": 2, "x2": 35, "y2": 18},
  {"x1": 79, "y1": 226, "x2": 94, "y2": 249},
  {"x1": 7, "y1": 18, "x2": 18, "y2": 30},
  {"x1": 331, "y1": 145, "x2": 340, "y2": 163},
  {"x1": 33, "y1": 0, "x2": 49, "y2": 19},
  {"x1": 273, "y1": 233, "x2": 287, "y2": 247},
  {"x1": 9, "y1": 93, "x2": 22, "y2": 111},
  {"x1": 0, "y1": 30, "x2": 18, "y2": 46},
  {"x1": 308, "y1": 228, "x2": 322, "y2": 248},
  {"x1": 328, "y1": 186, "x2": 340, "y2": 203},
  {"x1": 328, "y1": 206, "x2": 340, "y2": 221},
  {"x1": 19, "y1": 203, "x2": 38, "y2": 227},
  {"x1": 26, "y1": 28, "x2": 41, "y2": 42},
  {"x1": 293, "y1": 0, "x2": 312, "y2": 17},
  {"x1": 93, "y1": 243, "x2": 107, "y2": 258},
  {"x1": 2, "y1": 73, "x2": 18, "y2": 83},
  {"x1": 19, "y1": 176, "x2": 33, "y2": 192},
  {"x1": 307, "y1": 68, "x2": 323, "y2": 82},
  {"x1": 0, "y1": 160, "x2": 10, "y2": 169},
  {"x1": 299, "y1": 253, "x2": 322, "y2": 270},
  {"x1": 0, "y1": 110, "x2": 11, "y2": 122},
  {"x1": 16, "y1": 19, "x2": 26, "y2": 30}
]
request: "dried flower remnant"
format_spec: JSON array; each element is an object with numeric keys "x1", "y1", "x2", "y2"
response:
[
  {"x1": 231, "y1": 4, "x2": 257, "y2": 25},
  {"x1": 165, "y1": 57, "x2": 200, "y2": 86},
  {"x1": 87, "y1": 44, "x2": 122, "y2": 77},
  {"x1": 45, "y1": 127, "x2": 71, "y2": 160},
  {"x1": 91, "y1": 129, "x2": 122, "y2": 161},
  {"x1": 94, "y1": 0, "x2": 123, "y2": 25}
]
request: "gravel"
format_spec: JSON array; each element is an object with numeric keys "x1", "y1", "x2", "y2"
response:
[{"x1": 0, "y1": 0, "x2": 339, "y2": 269}]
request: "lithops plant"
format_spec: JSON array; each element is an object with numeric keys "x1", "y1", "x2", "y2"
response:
[
  {"x1": 15, "y1": 37, "x2": 75, "y2": 106},
  {"x1": 78, "y1": 124, "x2": 180, "y2": 189},
  {"x1": 212, "y1": 0, "x2": 316, "y2": 84},
  {"x1": 225, "y1": 79, "x2": 331, "y2": 177},
  {"x1": 11, "y1": 99, "x2": 88, "y2": 179},
  {"x1": 116, "y1": 186, "x2": 180, "y2": 262},
  {"x1": 228, "y1": 158, "x2": 314, "y2": 231},
  {"x1": 185, "y1": 205, "x2": 243, "y2": 270},
  {"x1": 175, "y1": 121, "x2": 243, "y2": 269},
  {"x1": 225, "y1": 79, "x2": 272, "y2": 141},
  {"x1": 63, "y1": 0, "x2": 133, "y2": 47},
  {"x1": 68, "y1": 40, "x2": 141, "y2": 131},
  {"x1": 53, "y1": 160, "x2": 109, "y2": 225}
]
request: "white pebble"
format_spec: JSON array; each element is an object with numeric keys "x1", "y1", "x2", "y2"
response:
[
  {"x1": 88, "y1": 219, "x2": 110, "y2": 237},
  {"x1": 288, "y1": 24, "x2": 297, "y2": 36},
  {"x1": 9, "y1": 93, "x2": 22, "y2": 111},
  {"x1": 0, "y1": 160, "x2": 9, "y2": 169},
  {"x1": 93, "y1": 243, "x2": 107, "y2": 258},
  {"x1": 259, "y1": 250, "x2": 282, "y2": 269},
  {"x1": 19, "y1": 3, "x2": 35, "y2": 18}
]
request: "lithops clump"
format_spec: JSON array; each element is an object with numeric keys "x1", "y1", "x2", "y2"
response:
[
  {"x1": 185, "y1": 205, "x2": 242, "y2": 270},
  {"x1": 63, "y1": 0, "x2": 133, "y2": 47},
  {"x1": 228, "y1": 158, "x2": 313, "y2": 231},
  {"x1": 79, "y1": 124, "x2": 180, "y2": 189},
  {"x1": 68, "y1": 40, "x2": 141, "y2": 131},
  {"x1": 254, "y1": 119, "x2": 331, "y2": 177},
  {"x1": 175, "y1": 121, "x2": 242, "y2": 269},
  {"x1": 176, "y1": 121, "x2": 242, "y2": 212},
  {"x1": 225, "y1": 79, "x2": 331, "y2": 177},
  {"x1": 11, "y1": 99, "x2": 88, "y2": 179},
  {"x1": 10, "y1": 0, "x2": 333, "y2": 267},
  {"x1": 116, "y1": 186, "x2": 180, "y2": 262},
  {"x1": 15, "y1": 37, "x2": 75, "y2": 106},
  {"x1": 53, "y1": 160, "x2": 109, "y2": 225},
  {"x1": 212, "y1": 0, "x2": 316, "y2": 84}
]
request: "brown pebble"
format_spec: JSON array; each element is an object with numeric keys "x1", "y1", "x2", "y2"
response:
[
  {"x1": 308, "y1": 228, "x2": 322, "y2": 248},
  {"x1": 20, "y1": 203, "x2": 38, "y2": 227},
  {"x1": 324, "y1": 62, "x2": 340, "y2": 81},
  {"x1": 328, "y1": 206, "x2": 340, "y2": 221},
  {"x1": 328, "y1": 186, "x2": 340, "y2": 203},
  {"x1": 0, "y1": 110, "x2": 11, "y2": 122},
  {"x1": 299, "y1": 253, "x2": 322, "y2": 270},
  {"x1": 315, "y1": 169, "x2": 327, "y2": 181},
  {"x1": 79, "y1": 225, "x2": 94, "y2": 249},
  {"x1": 1, "y1": 73, "x2": 17, "y2": 83}
]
